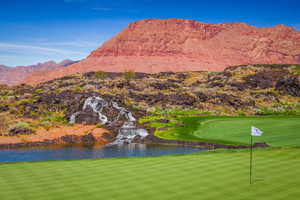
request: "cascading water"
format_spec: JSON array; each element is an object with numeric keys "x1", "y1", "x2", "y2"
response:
[
  {"x1": 69, "y1": 96, "x2": 148, "y2": 145},
  {"x1": 82, "y1": 96, "x2": 109, "y2": 124},
  {"x1": 110, "y1": 122, "x2": 148, "y2": 145}
]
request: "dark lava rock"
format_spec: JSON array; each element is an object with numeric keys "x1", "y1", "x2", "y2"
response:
[
  {"x1": 0, "y1": 105, "x2": 9, "y2": 112},
  {"x1": 60, "y1": 135, "x2": 79, "y2": 144},
  {"x1": 102, "y1": 132, "x2": 114, "y2": 140},
  {"x1": 168, "y1": 94, "x2": 197, "y2": 106},
  {"x1": 74, "y1": 111, "x2": 100, "y2": 125},
  {"x1": 276, "y1": 76, "x2": 300, "y2": 97},
  {"x1": 150, "y1": 82, "x2": 179, "y2": 90},
  {"x1": 58, "y1": 82, "x2": 74, "y2": 88},
  {"x1": 208, "y1": 82, "x2": 224, "y2": 88},
  {"x1": 243, "y1": 70, "x2": 288, "y2": 89},
  {"x1": 59, "y1": 134, "x2": 97, "y2": 145},
  {"x1": 215, "y1": 94, "x2": 252, "y2": 109},
  {"x1": 229, "y1": 82, "x2": 246, "y2": 91},
  {"x1": 8, "y1": 128, "x2": 34, "y2": 136},
  {"x1": 250, "y1": 91, "x2": 279, "y2": 102},
  {"x1": 81, "y1": 133, "x2": 96, "y2": 144},
  {"x1": 196, "y1": 92, "x2": 209, "y2": 102}
]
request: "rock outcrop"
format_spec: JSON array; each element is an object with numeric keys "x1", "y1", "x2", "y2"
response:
[
  {"x1": 69, "y1": 96, "x2": 149, "y2": 145},
  {"x1": 24, "y1": 18, "x2": 300, "y2": 85}
]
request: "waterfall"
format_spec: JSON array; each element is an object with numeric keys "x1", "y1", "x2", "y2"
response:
[
  {"x1": 69, "y1": 112, "x2": 80, "y2": 124},
  {"x1": 69, "y1": 96, "x2": 134, "y2": 125},
  {"x1": 69, "y1": 96, "x2": 148, "y2": 144},
  {"x1": 112, "y1": 102, "x2": 136, "y2": 122},
  {"x1": 110, "y1": 122, "x2": 149, "y2": 145},
  {"x1": 82, "y1": 96, "x2": 109, "y2": 124}
]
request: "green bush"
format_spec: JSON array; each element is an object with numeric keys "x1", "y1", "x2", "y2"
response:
[
  {"x1": 74, "y1": 87, "x2": 83, "y2": 92},
  {"x1": 96, "y1": 124, "x2": 103, "y2": 128},
  {"x1": 37, "y1": 121, "x2": 52, "y2": 131},
  {"x1": 236, "y1": 109, "x2": 246, "y2": 116},
  {"x1": 95, "y1": 71, "x2": 107, "y2": 79},
  {"x1": 9, "y1": 121, "x2": 30, "y2": 130}
]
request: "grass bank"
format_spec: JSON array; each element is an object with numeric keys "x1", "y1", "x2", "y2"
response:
[{"x1": 153, "y1": 116, "x2": 300, "y2": 147}]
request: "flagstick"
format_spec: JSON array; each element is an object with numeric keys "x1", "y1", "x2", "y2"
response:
[{"x1": 250, "y1": 134, "x2": 253, "y2": 184}]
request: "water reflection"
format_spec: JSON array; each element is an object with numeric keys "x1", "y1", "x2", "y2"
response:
[{"x1": 0, "y1": 144, "x2": 207, "y2": 163}]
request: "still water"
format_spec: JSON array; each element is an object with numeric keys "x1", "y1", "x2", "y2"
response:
[{"x1": 0, "y1": 144, "x2": 207, "y2": 162}]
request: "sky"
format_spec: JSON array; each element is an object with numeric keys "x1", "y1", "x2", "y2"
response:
[{"x1": 0, "y1": 0, "x2": 299, "y2": 66}]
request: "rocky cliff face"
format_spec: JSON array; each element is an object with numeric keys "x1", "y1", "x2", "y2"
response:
[
  {"x1": 24, "y1": 18, "x2": 300, "y2": 85},
  {"x1": 0, "y1": 60, "x2": 76, "y2": 85}
]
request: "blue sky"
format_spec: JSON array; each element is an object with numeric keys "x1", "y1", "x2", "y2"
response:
[{"x1": 1, "y1": 0, "x2": 299, "y2": 66}]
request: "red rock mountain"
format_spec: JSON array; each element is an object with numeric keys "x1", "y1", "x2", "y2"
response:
[
  {"x1": 25, "y1": 18, "x2": 300, "y2": 85},
  {"x1": 0, "y1": 60, "x2": 76, "y2": 85}
]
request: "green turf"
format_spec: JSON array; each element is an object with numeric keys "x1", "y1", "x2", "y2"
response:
[
  {"x1": 0, "y1": 148, "x2": 299, "y2": 200},
  {"x1": 155, "y1": 116, "x2": 300, "y2": 147}
]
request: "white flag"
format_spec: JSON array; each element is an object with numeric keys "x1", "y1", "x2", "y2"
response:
[{"x1": 251, "y1": 126, "x2": 263, "y2": 136}]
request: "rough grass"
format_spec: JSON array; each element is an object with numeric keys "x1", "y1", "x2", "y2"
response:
[
  {"x1": 155, "y1": 116, "x2": 300, "y2": 147},
  {"x1": 0, "y1": 148, "x2": 299, "y2": 200}
]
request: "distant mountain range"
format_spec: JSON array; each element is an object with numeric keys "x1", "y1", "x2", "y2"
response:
[{"x1": 0, "y1": 60, "x2": 77, "y2": 85}]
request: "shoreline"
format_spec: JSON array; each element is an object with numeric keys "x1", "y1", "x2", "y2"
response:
[{"x1": 0, "y1": 124, "x2": 114, "y2": 149}]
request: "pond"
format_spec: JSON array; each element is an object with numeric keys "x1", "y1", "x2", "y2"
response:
[{"x1": 0, "y1": 144, "x2": 207, "y2": 162}]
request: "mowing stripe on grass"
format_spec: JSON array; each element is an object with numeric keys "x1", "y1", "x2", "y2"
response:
[{"x1": 0, "y1": 148, "x2": 299, "y2": 200}]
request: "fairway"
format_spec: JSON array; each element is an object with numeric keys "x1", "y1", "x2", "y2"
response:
[
  {"x1": 0, "y1": 148, "x2": 299, "y2": 200},
  {"x1": 156, "y1": 116, "x2": 300, "y2": 147}
]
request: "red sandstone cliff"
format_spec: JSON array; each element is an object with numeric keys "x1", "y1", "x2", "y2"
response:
[{"x1": 24, "y1": 18, "x2": 300, "y2": 85}]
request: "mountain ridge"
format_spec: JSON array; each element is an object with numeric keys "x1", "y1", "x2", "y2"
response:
[
  {"x1": 22, "y1": 18, "x2": 300, "y2": 85},
  {"x1": 0, "y1": 60, "x2": 76, "y2": 85}
]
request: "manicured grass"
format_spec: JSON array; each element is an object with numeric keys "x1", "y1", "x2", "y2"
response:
[
  {"x1": 0, "y1": 148, "x2": 300, "y2": 200},
  {"x1": 155, "y1": 116, "x2": 300, "y2": 147}
]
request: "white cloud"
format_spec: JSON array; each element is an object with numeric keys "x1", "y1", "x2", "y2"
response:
[
  {"x1": 40, "y1": 41, "x2": 97, "y2": 47},
  {"x1": 0, "y1": 42, "x2": 86, "y2": 56}
]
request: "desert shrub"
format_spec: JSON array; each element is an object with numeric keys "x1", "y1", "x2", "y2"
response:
[
  {"x1": 36, "y1": 121, "x2": 52, "y2": 131},
  {"x1": 96, "y1": 124, "x2": 103, "y2": 128},
  {"x1": 123, "y1": 70, "x2": 136, "y2": 81},
  {"x1": 34, "y1": 89, "x2": 44, "y2": 94},
  {"x1": 236, "y1": 109, "x2": 246, "y2": 116},
  {"x1": 257, "y1": 106, "x2": 300, "y2": 115},
  {"x1": 10, "y1": 121, "x2": 30, "y2": 129},
  {"x1": 30, "y1": 111, "x2": 67, "y2": 131},
  {"x1": 132, "y1": 105, "x2": 142, "y2": 111},
  {"x1": 0, "y1": 114, "x2": 10, "y2": 134},
  {"x1": 95, "y1": 71, "x2": 107, "y2": 79},
  {"x1": 73, "y1": 87, "x2": 83, "y2": 92}
]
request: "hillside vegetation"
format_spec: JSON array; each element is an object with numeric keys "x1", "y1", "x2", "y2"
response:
[{"x1": 0, "y1": 64, "x2": 299, "y2": 135}]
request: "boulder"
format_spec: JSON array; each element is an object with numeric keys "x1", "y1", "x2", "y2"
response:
[
  {"x1": 8, "y1": 128, "x2": 34, "y2": 136},
  {"x1": 0, "y1": 105, "x2": 9, "y2": 112},
  {"x1": 74, "y1": 111, "x2": 100, "y2": 125},
  {"x1": 276, "y1": 76, "x2": 300, "y2": 97}
]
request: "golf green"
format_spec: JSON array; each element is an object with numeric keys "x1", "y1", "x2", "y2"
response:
[
  {"x1": 156, "y1": 116, "x2": 300, "y2": 147},
  {"x1": 0, "y1": 148, "x2": 299, "y2": 200}
]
